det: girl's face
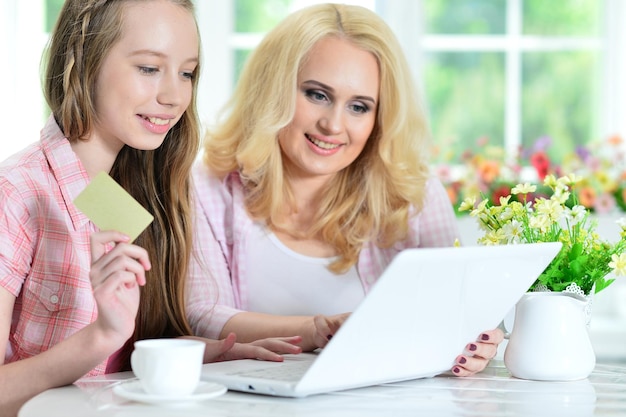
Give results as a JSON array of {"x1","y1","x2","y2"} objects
[
  {"x1": 92, "y1": 0, "x2": 199, "y2": 154},
  {"x1": 278, "y1": 36, "x2": 380, "y2": 185}
]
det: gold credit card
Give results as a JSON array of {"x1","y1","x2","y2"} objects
[{"x1": 73, "y1": 171, "x2": 154, "y2": 242}]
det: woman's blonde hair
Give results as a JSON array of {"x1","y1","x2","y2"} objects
[
  {"x1": 44, "y1": 0, "x2": 200, "y2": 369},
  {"x1": 205, "y1": 3, "x2": 431, "y2": 273}
]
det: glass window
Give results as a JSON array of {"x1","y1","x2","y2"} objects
[
  {"x1": 425, "y1": 52, "x2": 505, "y2": 159},
  {"x1": 523, "y1": 0, "x2": 600, "y2": 36},
  {"x1": 522, "y1": 51, "x2": 601, "y2": 161},
  {"x1": 424, "y1": 0, "x2": 604, "y2": 164},
  {"x1": 45, "y1": 0, "x2": 65, "y2": 32},
  {"x1": 424, "y1": 0, "x2": 506, "y2": 34}
]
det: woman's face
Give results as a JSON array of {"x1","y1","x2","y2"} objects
[
  {"x1": 91, "y1": 0, "x2": 199, "y2": 153},
  {"x1": 278, "y1": 36, "x2": 380, "y2": 184}
]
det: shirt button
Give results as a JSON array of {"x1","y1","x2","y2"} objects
[{"x1": 50, "y1": 295, "x2": 59, "y2": 304}]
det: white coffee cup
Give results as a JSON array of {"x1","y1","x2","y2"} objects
[{"x1": 130, "y1": 338, "x2": 206, "y2": 397}]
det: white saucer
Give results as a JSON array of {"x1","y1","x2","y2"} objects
[{"x1": 113, "y1": 380, "x2": 227, "y2": 405}]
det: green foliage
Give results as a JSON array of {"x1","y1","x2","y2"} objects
[{"x1": 235, "y1": 0, "x2": 291, "y2": 32}]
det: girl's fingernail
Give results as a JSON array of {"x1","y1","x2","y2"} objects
[
  {"x1": 481, "y1": 333, "x2": 490, "y2": 341},
  {"x1": 453, "y1": 367, "x2": 460, "y2": 374},
  {"x1": 327, "y1": 335, "x2": 333, "y2": 341},
  {"x1": 458, "y1": 357, "x2": 467, "y2": 364},
  {"x1": 469, "y1": 344, "x2": 477, "y2": 351}
]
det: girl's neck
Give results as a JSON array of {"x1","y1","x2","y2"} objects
[{"x1": 70, "y1": 136, "x2": 121, "y2": 179}]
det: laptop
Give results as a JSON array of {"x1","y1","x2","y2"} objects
[{"x1": 201, "y1": 242, "x2": 562, "y2": 397}]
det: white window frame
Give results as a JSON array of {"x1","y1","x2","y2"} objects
[
  {"x1": 196, "y1": 0, "x2": 626, "y2": 152},
  {"x1": 2, "y1": 1, "x2": 624, "y2": 160}
]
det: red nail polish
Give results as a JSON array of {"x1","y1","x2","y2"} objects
[
  {"x1": 469, "y1": 344, "x2": 477, "y2": 351},
  {"x1": 481, "y1": 333, "x2": 490, "y2": 341},
  {"x1": 453, "y1": 367, "x2": 460, "y2": 374}
]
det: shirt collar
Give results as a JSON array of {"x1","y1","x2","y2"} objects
[{"x1": 40, "y1": 115, "x2": 92, "y2": 230}]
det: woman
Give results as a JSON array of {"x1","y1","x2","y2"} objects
[
  {"x1": 0, "y1": 1, "x2": 299, "y2": 414},
  {"x1": 190, "y1": 3, "x2": 502, "y2": 377}
]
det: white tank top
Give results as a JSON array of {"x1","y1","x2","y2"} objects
[{"x1": 245, "y1": 222, "x2": 365, "y2": 315}]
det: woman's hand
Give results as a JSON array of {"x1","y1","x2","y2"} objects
[
  {"x1": 308, "y1": 313, "x2": 350, "y2": 349},
  {"x1": 192, "y1": 333, "x2": 303, "y2": 363},
  {"x1": 451, "y1": 328, "x2": 504, "y2": 377},
  {"x1": 89, "y1": 231, "x2": 151, "y2": 346}
]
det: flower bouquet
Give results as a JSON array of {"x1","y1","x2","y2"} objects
[{"x1": 459, "y1": 174, "x2": 626, "y2": 296}]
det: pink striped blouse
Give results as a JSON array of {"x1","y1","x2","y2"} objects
[{"x1": 0, "y1": 117, "x2": 107, "y2": 376}]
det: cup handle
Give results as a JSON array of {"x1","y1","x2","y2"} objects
[
  {"x1": 498, "y1": 305, "x2": 516, "y2": 340},
  {"x1": 498, "y1": 320, "x2": 511, "y2": 340}
]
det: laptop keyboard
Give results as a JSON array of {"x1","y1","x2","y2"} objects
[{"x1": 228, "y1": 360, "x2": 313, "y2": 382}]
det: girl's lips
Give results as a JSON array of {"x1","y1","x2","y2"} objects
[{"x1": 138, "y1": 114, "x2": 171, "y2": 134}]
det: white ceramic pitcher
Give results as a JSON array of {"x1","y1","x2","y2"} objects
[{"x1": 504, "y1": 291, "x2": 596, "y2": 381}]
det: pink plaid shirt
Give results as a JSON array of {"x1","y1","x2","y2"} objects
[
  {"x1": 187, "y1": 162, "x2": 460, "y2": 339},
  {"x1": 0, "y1": 116, "x2": 108, "y2": 376}
]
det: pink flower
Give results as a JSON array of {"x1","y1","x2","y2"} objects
[{"x1": 594, "y1": 193, "x2": 616, "y2": 214}]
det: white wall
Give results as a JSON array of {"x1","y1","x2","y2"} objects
[{"x1": 1, "y1": 0, "x2": 47, "y2": 161}]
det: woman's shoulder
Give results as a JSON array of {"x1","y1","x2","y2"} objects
[{"x1": 192, "y1": 161, "x2": 242, "y2": 193}]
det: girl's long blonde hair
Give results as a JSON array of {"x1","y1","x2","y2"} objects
[
  {"x1": 205, "y1": 3, "x2": 431, "y2": 273},
  {"x1": 44, "y1": 0, "x2": 200, "y2": 369}
]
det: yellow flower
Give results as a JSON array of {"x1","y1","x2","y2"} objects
[
  {"x1": 459, "y1": 197, "x2": 475, "y2": 212},
  {"x1": 609, "y1": 253, "x2": 626, "y2": 276},
  {"x1": 529, "y1": 213, "x2": 551, "y2": 232},
  {"x1": 470, "y1": 199, "x2": 488, "y2": 217},
  {"x1": 511, "y1": 183, "x2": 536, "y2": 195},
  {"x1": 544, "y1": 174, "x2": 558, "y2": 188}
]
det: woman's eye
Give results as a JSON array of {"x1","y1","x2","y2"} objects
[
  {"x1": 181, "y1": 71, "x2": 195, "y2": 81},
  {"x1": 138, "y1": 66, "x2": 158, "y2": 75},
  {"x1": 350, "y1": 103, "x2": 369, "y2": 114},
  {"x1": 305, "y1": 89, "x2": 328, "y2": 102}
]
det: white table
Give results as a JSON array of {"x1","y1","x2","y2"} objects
[{"x1": 19, "y1": 360, "x2": 626, "y2": 417}]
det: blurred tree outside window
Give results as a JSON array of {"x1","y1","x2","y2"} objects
[
  {"x1": 423, "y1": 0, "x2": 604, "y2": 165},
  {"x1": 38, "y1": 0, "x2": 611, "y2": 168}
]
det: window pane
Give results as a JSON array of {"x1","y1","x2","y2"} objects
[
  {"x1": 45, "y1": 0, "x2": 65, "y2": 32},
  {"x1": 235, "y1": 0, "x2": 291, "y2": 32},
  {"x1": 425, "y1": 52, "x2": 505, "y2": 162},
  {"x1": 233, "y1": 49, "x2": 252, "y2": 85},
  {"x1": 523, "y1": 0, "x2": 601, "y2": 36},
  {"x1": 521, "y1": 51, "x2": 601, "y2": 161},
  {"x1": 424, "y1": 0, "x2": 506, "y2": 35}
]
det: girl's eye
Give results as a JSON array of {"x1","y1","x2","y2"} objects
[
  {"x1": 305, "y1": 89, "x2": 328, "y2": 102},
  {"x1": 181, "y1": 71, "x2": 195, "y2": 81},
  {"x1": 138, "y1": 66, "x2": 158, "y2": 75}
]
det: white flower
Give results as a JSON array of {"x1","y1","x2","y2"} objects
[
  {"x1": 567, "y1": 205, "x2": 587, "y2": 225},
  {"x1": 609, "y1": 253, "x2": 626, "y2": 276},
  {"x1": 501, "y1": 220, "x2": 524, "y2": 243}
]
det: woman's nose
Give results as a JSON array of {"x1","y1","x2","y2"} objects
[{"x1": 318, "y1": 106, "x2": 343, "y2": 134}]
